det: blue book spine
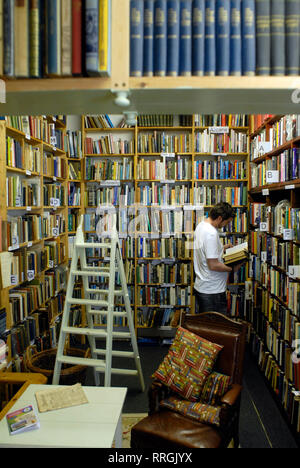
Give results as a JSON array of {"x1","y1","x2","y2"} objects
[
  {"x1": 167, "y1": 0, "x2": 180, "y2": 76},
  {"x1": 39, "y1": 0, "x2": 46, "y2": 77},
  {"x1": 85, "y1": 0, "x2": 99, "y2": 75},
  {"x1": 3, "y1": 0, "x2": 14, "y2": 77},
  {"x1": 192, "y1": 0, "x2": 205, "y2": 76},
  {"x1": 241, "y1": 0, "x2": 255, "y2": 75},
  {"x1": 271, "y1": 0, "x2": 285, "y2": 75},
  {"x1": 286, "y1": 0, "x2": 300, "y2": 75},
  {"x1": 230, "y1": 0, "x2": 242, "y2": 75},
  {"x1": 216, "y1": 0, "x2": 230, "y2": 75},
  {"x1": 154, "y1": 0, "x2": 167, "y2": 76},
  {"x1": 143, "y1": 0, "x2": 155, "y2": 76},
  {"x1": 204, "y1": 0, "x2": 216, "y2": 75},
  {"x1": 130, "y1": 0, "x2": 144, "y2": 77},
  {"x1": 179, "y1": 0, "x2": 192, "y2": 76},
  {"x1": 47, "y1": 0, "x2": 60, "y2": 75},
  {"x1": 256, "y1": 0, "x2": 271, "y2": 75}
]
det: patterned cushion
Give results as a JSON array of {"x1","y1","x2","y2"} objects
[
  {"x1": 200, "y1": 372, "x2": 231, "y2": 406},
  {"x1": 160, "y1": 396, "x2": 222, "y2": 427},
  {"x1": 152, "y1": 327, "x2": 223, "y2": 401}
]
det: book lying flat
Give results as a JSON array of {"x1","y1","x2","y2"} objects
[
  {"x1": 6, "y1": 405, "x2": 40, "y2": 435},
  {"x1": 35, "y1": 383, "x2": 89, "y2": 413},
  {"x1": 223, "y1": 242, "x2": 248, "y2": 265}
]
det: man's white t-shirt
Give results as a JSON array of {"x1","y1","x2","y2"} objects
[{"x1": 193, "y1": 220, "x2": 228, "y2": 294}]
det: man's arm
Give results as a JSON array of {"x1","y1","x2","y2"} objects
[{"x1": 207, "y1": 258, "x2": 232, "y2": 273}]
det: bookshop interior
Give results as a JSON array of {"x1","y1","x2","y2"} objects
[{"x1": 2, "y1": 0, "x2": 300, "y2": 452}]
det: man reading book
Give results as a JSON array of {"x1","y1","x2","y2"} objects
[{"x1": 193, "y1": 202, "x2": 244, "y2": 315}]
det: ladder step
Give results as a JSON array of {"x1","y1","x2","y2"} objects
[
  {"x1": 93, "y1": 349, "x2": 135, "y2": 358},
  {"x1": 86, "y1": 288, "x2": 123, "y2": 296},
  {"x1": 62, "y1": 326, "x2": 107, "y2": 337},
  {"x1": 57, "y1": 355, "x2": 106, "y2": 368},
  {"x1": 88, "y1": 309, "x2": 127, "y2": 317},
  {"x1": 67, "y1": 298, "x2": 109, "y2": 306},
  {"x1": 95, "y1": 367, "x2": 138, "y2": 376},
  {"x1": 71, "y1": 270, "x2": 110, "y2": 277},
  {"x1": 83, "y1": 267, "x2": 110, "y2": 272},
  {"x1": 76, "y1": 243, "x2": 112, "y2": 249},
  {"x1": 61, "y1": 326, "x2": 131, "y2": 339}
]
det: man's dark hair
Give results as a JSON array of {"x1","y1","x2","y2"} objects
[{"x1": 209, "y1": 202, "x2": 236, "y2": 221}]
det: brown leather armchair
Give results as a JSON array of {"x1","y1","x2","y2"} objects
[{"x1": 131, "y1": 312, "x2": 247, "y2": 449}]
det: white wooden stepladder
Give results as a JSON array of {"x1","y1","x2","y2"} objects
[{"x1": 52, "y1": 216, "x2": 145, "y2": 391}]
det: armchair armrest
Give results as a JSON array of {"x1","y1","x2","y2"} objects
[
  {"x1": 220, "y1": 384, "x2": 242, "y2": 407},
  {"x1": 148, "y1": 379, "x2": 173, "y2": 415}
]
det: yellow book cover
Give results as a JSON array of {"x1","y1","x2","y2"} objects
[
  {"x1": 99, "y1": 0, "x2": 111, "y2": 76},
  {"x1": 15, "y1": 0, "x2": 29, "y2": 77}
]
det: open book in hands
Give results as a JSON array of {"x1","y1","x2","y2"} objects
[{"x1": 223, "y1": 242, "x2": 248, "y2": 266}]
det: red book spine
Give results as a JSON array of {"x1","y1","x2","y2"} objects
[{"x1": 72, "y1": 0, "x2": 82, "y2": 75}]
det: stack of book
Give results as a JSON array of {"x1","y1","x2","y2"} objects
[
  {"x1": 2, "y1": 0, "x2": 111, "y2": 78},
  {"x1": 130, "y1": 0, "x2": 299, "y2": 77}
]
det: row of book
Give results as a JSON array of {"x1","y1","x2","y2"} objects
[
  {"x1": 43, "y1": 154, "x2": 66, "y2": 179},
  {"x1": 250, "y1": 202, "x2": 300, "y2": 241},
  {"x1": 194, "y1": 158, "x2": 247, "y2": 180},
  {"x1": 137, "y1": 307, "x2": 182, "y2": 328},
  {"x1": 194, "y1": 129, "x2": 248, "y2": 154},
  {"x1": 136, "y1": 261, "x2": 191, "y2": 284},
  {"x1": 85, "y1": 158, "x2": 134, "y2": 181},
  {"x1": 137, "y1": 132, "x2": 192, "y2": 153},
  {"x1": 137, "y1": 158, "x2": 192, "y2": 180},
  {"x1": 85, "y1": 184, "x2": 135, "y2": 207},
  {"x1": 250, "y1": 330, "x2": 300, "y2": 433},
  {"x1": 85, "y1": 136, "x2": 135, "y2": 155},
  {"x1": 2, "y1": 0, "x2": 111, "y2": 78},
  {"x1": 193, "y1": 183, "x2": 248, "y2": 206},
  {"x1": 251, "y1": 148, "x2": 300, "y2": 187},
  {"x1": 130, "y1": 0, "x2": 300, "y2": 77},
  {"x1": 84, "y1": 115, "x2": 129, "y2": 129},
  {"x1": 6, "y1": 176, "x2": 40, "y2": 208},
  {"x1": 250, "y1": 230, "x2": 300, "y2": 270},
  {"x1": 68, "y1": 184, "x2": 81, "y2": 206},
  {"x1": 136, "y1": 285, "x2": 191, "y2": 306}
]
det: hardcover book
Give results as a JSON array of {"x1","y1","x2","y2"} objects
[{"x1": 223, "y1": 242, "x2": 249, "y2": 265}]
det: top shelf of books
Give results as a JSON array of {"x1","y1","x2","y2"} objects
[{"x1": 2, "y1": 0, "x2": 300, "y2": 115}]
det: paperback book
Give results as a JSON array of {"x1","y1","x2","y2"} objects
[{"x1": 6, "y1": 405, "x2": 40, "y2": 435}]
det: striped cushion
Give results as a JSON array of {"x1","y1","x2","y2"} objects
[
  {"x1": 160, "y1": 396, "x2": 222, "y2": 427},
  {"x1": 200, "y1": 372, "x2": 231, "y2": 405},
  {"x1": 152, "y1": 327, "x2": 223, "y2": 401}
]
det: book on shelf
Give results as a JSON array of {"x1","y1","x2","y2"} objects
[
  {"x1": 86, "y1": 0, "x2": 111, "y2": 76},
  {"x1": 223, "y1": 241, "x2": 248, "y2": 265},
  {"x1": 6, "y1": 405, "x2": 40, "y2": 436}
]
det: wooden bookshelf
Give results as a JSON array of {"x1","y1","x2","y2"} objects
[
  {"x1": 81, "y1": 114, "x2": 250, "y2": 332},
  {"x1": 0, "y1": 116, "x2": 69, "y2": 372},
  {"x1": 248, "y1": 114, "x2": 300, "y2": 440}
]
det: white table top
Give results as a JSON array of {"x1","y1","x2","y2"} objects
[{"x1": 0, "y1": 384, "x2": 127, "y2": 448}]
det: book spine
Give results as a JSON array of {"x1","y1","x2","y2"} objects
[
  {"x1": 61, "y1": 0, "x2": 72, "y2": 76},
  {"x1": 47, "y1": 0, "x2": 61, "y2": 76},
  {"x1": 3, "y1": 0, "x2": 14, "y2": 76},
  {"x1": 216, "y1": 0, "x2": 230, "y2": 75},
  {"x1": 285, "y1": 0, "x2": 300, "y2": 75},
  {"x1": 72, "y1": 0, "x2": 82, "y2": 75},
  {"x1": 15, "y1": 0, "x2": 29, "y2": 77},
  {"x1": 29, "y1": 0, "x2": 40, "y2": 78},
  {"x1": 192, "y1": 0, "x2": 205, "y2": 76},
  {"x1": 230, "y1": 0, "x2": 241, "y2": 76},
  {"x1": 270, "y1": 0, "x2": 285, "y2": 76},
  {"x1": 85, "y1": 0, "x2": 99, "y2": 75},
  {"x1": 154, "y1": 0, "x2": 167, "y2": 76},
  {"x1": 130, "y1": 0, "x2": 144, "y2": 77},
  {"x1": 39, "y1": 0, "x2": 46, "y2": 77},
  {"x1": 143, "y1": 0, "x2": 154, "y2": 76},
  {"x1": 179, "y1": 0, "x2": 192, "y2": 76},
  {"x1": 204, "y1": 0, "x2": 216, "y2": 75},
  {"x1": 167, "y1": 0, "x2": 180, "y2": 76},
  {"x1": 256, "y1": 0, "x2": 271, "y2": 75},
  {"x1": 242, "y1": 0, "x2": 255, "y2": 75},
  {"x1": 99, "y1": 0, "x2": 111, "y2": 76}
]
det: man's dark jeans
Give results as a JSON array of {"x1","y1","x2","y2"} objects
[{"x1": 194, "y1": 289, "x2": 227, "y2": 315}]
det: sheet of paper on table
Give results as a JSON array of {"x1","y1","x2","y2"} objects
[{"x1": 35, "y1": 383, "x2": 89, "y2": 413}]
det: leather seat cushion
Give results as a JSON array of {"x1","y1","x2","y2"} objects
[{"x1": 131, "y1": 410, "x2": 223, "y2": 449}]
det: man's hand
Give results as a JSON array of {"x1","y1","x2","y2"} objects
[{"x1": 223, "y1": 243, "x2": 233, "y2": 251}]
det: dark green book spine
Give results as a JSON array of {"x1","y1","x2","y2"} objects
[{"x1": 256, "y1": 0, "x2": 271, "y2": 75}]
